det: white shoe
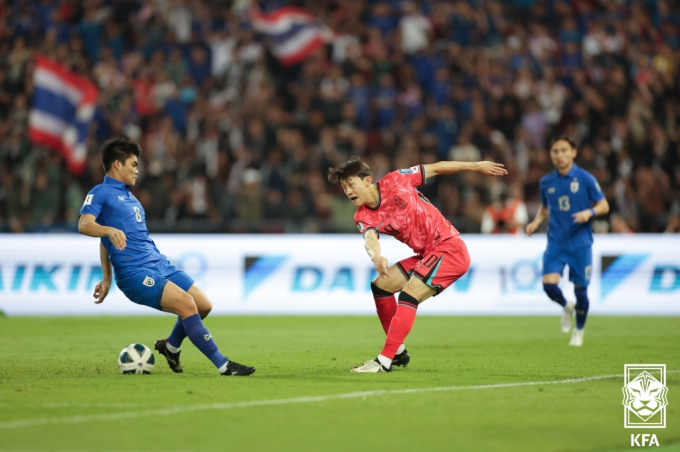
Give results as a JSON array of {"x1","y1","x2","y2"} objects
[
  {"x1": 561, "y1": 302, "x2": 575, "y2": 333},
  {"x1": 350, "y1": 358, "x2": 391, "y2": 373},
  {"x1": 569, "y1": 328, "x2": 584, "y2": 347}
]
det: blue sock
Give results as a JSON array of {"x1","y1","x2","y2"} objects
[
  {"x1": 182, "y1": 314, "x2": 228, "y2": 369},
  {"x1": 574, "y1": 287, "x2": 589, "y2": 329},
  {"x1": 543, "y1": 283, "x2": 567, "y2": 308},
  {"x1": 167, "y1": 316, "x2": 187, "y2": 349}
]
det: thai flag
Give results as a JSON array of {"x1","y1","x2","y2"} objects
[
  {"x1": 250, "y1": 6, "x2": 333, "y2": 67},
  {"x1": 29, "y1": 56, "x2": 98, "y2": 175}
]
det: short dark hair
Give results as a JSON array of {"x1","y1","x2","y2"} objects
[
  {"x1": 100, "y1": 137, "x2": 141, "y2": 172},
  {"x1": 327, "y1": 156, "x2": 372, "y2": 185},
  {"x1": 549, "y1": 136, "x2": 577, "y2": 150}
]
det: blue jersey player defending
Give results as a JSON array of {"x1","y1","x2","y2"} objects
[
  {"x1": 78, "y1": 137, "x2": 255, "y2": 376},
  {"x1": 525, "y1": 137, "x2": 609, "y2": 346}
]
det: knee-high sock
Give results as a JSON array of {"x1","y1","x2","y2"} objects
[
  {"x1": 371, "y1": 282, "x2": 397, "y2": 335},
  {"x1": 574, "y1": 287, "x2": 589, "y2": 329},
  {"x1": 381, "y1": 298, "x2": 418, "y2": 360},
  {"x1": 167, "y1": 316, "x2": 187, "y2": 349},
  {"x1": 182, "y1": 314, "x2": 227, "y2": 368},
  {"x1": 543, "y1": 283, "x2": 567, "y2": 308}
]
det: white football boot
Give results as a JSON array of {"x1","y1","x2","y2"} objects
[
  {"x1": 561, "y1": 302, "x2": 575, "y2": 333},
  {"x1": 569, "y1": 328, "x2": 584, "y2": 346},
  {"x1": 350, "y1": 358, "x2": 391, "y2": 373}
]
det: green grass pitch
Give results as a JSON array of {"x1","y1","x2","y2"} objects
[{"x1": 0, "y1": 315, "x2": 679, "y2": 452}]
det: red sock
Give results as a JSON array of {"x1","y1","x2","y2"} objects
[
  {"x1": 381, "y1": 302, "x2": 418, "y2": 359},
  {"x1": 373, "y1": 292, "x2": 397, "y2": 335}
]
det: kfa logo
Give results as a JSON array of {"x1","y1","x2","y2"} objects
[
  {"x1": 623, "y1": 364, "x2": 668, "y2": 428},
  {"x1": 630, "y1": 434, "x2": 660, "y2": 447}
]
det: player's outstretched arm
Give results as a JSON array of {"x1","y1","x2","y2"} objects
[
  {"x1": 572, "y1": 198, "x2": 610, "y2": 224},
  {"x1": 423, "y1": 161, "x2": 507, "y2": 179},
  {"x1": 526, "y1": 204, "x2": 548, "y2": 236},
  {"x1": 364, "y1": 229, "x2": 389, "y2": 278},
  {"x1": 78, "y1": 214, "x2": 127, "y2": 250},
  {"x1": 93, "y1": 242, "x2": 113, "y2": 304}
]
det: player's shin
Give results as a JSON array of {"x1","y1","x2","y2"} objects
[
  {"x1": 379, "y1": 293, "x2": 418, "y2": 367},
  {"x1": 574, "y1": 287, "x2": 589, "y2": 329},
  {"x1": 166, "y1": 315, "x2": 187, "y2": 351},
  {"x1": 371, "y1": 281, "x2": 397, "y2": 334},
  {"x1": 543, "y1": 283, "x2": 567, "y2": 307},
  {"x1": 181, "y1": 314, "x2": 228, "y2": 369}
]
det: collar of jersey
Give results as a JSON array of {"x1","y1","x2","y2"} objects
[
  {"x1": 104, "y1": 176, "x2": 130, "y2": 190},
  {"x1": 557, "y1": 163, "x2": 579, "y2": 178},
  {"x1": 367, "y1": 184, "x2": 381, "y2": 210}
]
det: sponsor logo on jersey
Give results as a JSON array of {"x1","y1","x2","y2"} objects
[
  {"x1": 357, "y1": 222, "x2": 365, "y2": 233},
  {"x1": 570, "y1": 179, "x2": 579, "y2": 193},
  {"x1": 142, "y1": 276, "x2": 155, "y2": 287},
  {"x1": 391, "y1": 195, "x2": 407, "y2": 209},
  {"x1": 83, "y1": 194, "x2": 93, "y2": 206},
  {"x1": 399, "y1": 168, "x2": 412, "y2": 174},
  {"x1": 118, "y1": 196, "x2": 125, "y2": 201},
  {"x1": 548, "y1": 187, "x2": 555, "y2": 194}
]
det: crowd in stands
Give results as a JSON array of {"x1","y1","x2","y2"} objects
[{"x1": 1, "y1": 0, "x2": 679, "y2": 234}]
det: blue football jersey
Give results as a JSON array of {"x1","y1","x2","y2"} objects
[
  {"x1": 80, "y1": 176, "x2": 165, "y2": 278},
  {"x1": 539, "y1": 163, "x2": 604, "y2": 248}
]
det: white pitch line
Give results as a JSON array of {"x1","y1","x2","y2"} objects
[{"x1": 1, "y1": 370, "x2": 677, "y2": 430}]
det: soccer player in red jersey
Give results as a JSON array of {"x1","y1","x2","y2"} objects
[{"x1": 328, "y1": 157, "x2": 507, "y2": 373}]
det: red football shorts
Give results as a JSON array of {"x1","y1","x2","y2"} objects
[{"x1": 395, "y1": 236, "x2": 471, "y2": 295}]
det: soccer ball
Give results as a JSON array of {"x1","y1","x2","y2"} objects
[{"x1": 118, "y1": 343, "x2": 155, "y2": 374}]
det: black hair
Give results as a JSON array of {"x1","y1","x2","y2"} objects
[
  {"x1": 327, "y1": 156, "x2": 372, "y2": 185},
  {"x1": 100, "y1": 137, "x2": 141, "y2": 172},
  {"x1": 549, "y1": 136, "x2": 577, "y2": 150}
]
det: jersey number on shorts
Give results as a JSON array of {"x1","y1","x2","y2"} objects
[
  {"x1": 558, "y1": 196, "x2": 570, "y2": 212},
  {"x1": 133, "y1": 206, "x2": 142, "y2": 222}
]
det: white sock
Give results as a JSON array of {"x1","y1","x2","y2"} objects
[
  {"x1": 166, "y1": 342, "x2": 180, "y2": 353},
  {"x1": 377, "y1": 354, "x2": 392, "y2": 369},
  {"x1": 218, "y1": 360, "x2": 229, "y2": 374},
  {"x1": 396, "y1": 344, "x2": 406, "y2": 355}
]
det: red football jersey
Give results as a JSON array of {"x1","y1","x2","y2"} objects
[{"x1": 354, "y1": 164, "x2": 460, "y2": 255}]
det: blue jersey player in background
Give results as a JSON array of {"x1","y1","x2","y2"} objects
[
  {"x1": 78, "y1": 137, "x2": 255, "y2": 376},
  {"x1": 526, "y1": 137, "x2": 609, "y2": 347}
]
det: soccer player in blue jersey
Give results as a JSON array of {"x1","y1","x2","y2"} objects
[
  {"x1": 78, "y1": 137, "x2": 255, "y2": 376},
  {"x1": 525, "y1": 137, "x2": 609, "y2": 346}
]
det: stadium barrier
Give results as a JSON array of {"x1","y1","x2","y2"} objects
[{"x1": 0, "y1": 234, "x2": 678, "y2": 316}]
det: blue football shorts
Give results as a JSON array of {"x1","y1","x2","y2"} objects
[
  {"x1": 542, "y1": 242, "x2": 593, "y2": 287},
  {"x1": 116, "y1": 260, "x2": 195, "y2": 311}
]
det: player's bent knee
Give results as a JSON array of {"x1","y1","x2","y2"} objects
[
  {"x1": 542, "y1": 274, "x2": 560, "y2": 284},
  {"x1": 174, "y1": 292, "x2": 198, "y2": 318},
  {"x1": 199, "y1": 301, "x2": 212, "y2": 319},
  {"x1": 398, "y1": 291, "x2": 420, "y2": 307},
  {"x1": 371, "y1": 281, "x2": 393, "y2": 296}
]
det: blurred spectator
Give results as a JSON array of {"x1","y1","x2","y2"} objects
[
  {"x1": 0, "y1": 0, "x2": 678, "y2": 234},
  {"x1": 480, "y1": 184, "x2": 528, "y2": 234}
]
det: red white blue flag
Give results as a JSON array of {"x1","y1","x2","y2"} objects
[
  {"x1": 29, "y1": 56, "x2": 98, "y2": 175},
  {"x1": 250, "y1": 6, "x2": 333, "y2": 67}
]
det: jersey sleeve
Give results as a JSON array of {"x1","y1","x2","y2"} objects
[
  {"x1": 539, "y1": 179, "x2": 548, "y2": 207},
  {"x1": 585, "y1": 173, "x2": 605, "y2": 203},
  {"x1": 387, "y1": 164, "x2": 426, "y2": 187},
  {"x1": 354, "y1": 213, "x2": 379, "y2": 238},
  {"x1": 79, "y1": 186, "x2": 106, "y2": 218}
]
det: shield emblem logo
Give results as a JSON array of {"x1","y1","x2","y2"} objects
[{"x1": 570, "y1": 180, "x2": 579, "y2": 193}]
